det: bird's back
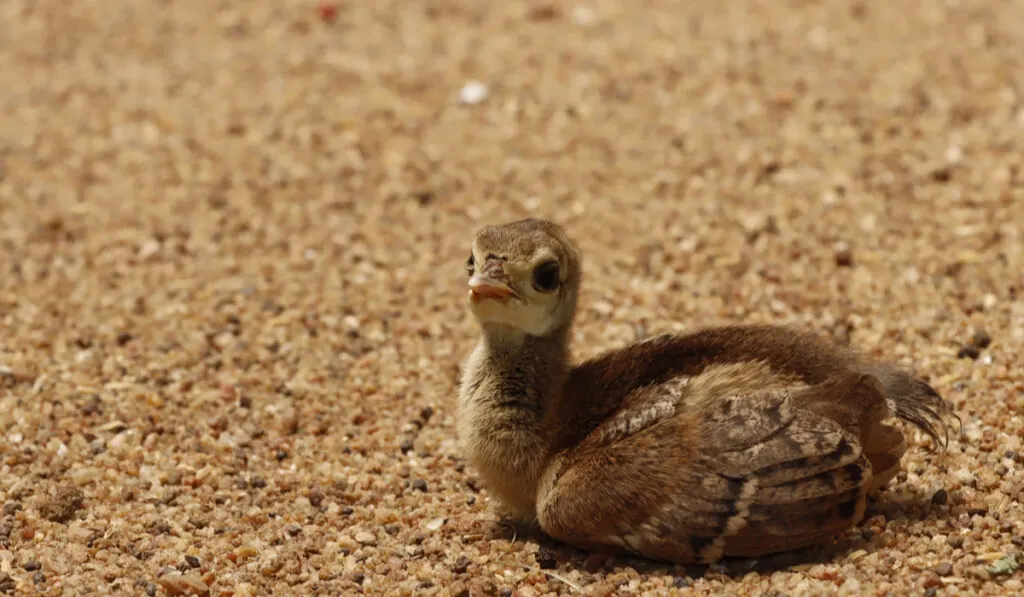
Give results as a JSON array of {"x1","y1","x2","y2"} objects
[{"x1": 536, "y1": 324, "x2": 955, "y2": 562}]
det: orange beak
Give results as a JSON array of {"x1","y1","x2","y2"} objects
[{"x1": 468, "y1": 273, "x2": 514, "y2": 302}]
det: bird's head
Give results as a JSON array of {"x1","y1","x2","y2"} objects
[{"x1": 463, "y1": 218, "x2": 581, "y2": 338}]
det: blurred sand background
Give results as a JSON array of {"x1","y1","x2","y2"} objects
[{"x1": 1, "y1": 0, "x2": 1023, "y2": 595}]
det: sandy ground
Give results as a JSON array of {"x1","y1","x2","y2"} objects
[{"x1": 1, "y1": 0, "x2": 1023, "y2": 595}]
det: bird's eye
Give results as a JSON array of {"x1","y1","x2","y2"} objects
[
  {"x1": 531, "y1": 261, "x2": 560, "y2": 292},
  {"x1": 465, "y1": 254, "x2": 475, "y2": 275}
]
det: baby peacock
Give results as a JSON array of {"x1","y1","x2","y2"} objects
[{"x1": 456, "y1": 218, "x2": 957, "y2": 564}]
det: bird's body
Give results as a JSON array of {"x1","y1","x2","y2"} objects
[{"x1": 456, "y1": 218, "x2": 956, "y2": 564}]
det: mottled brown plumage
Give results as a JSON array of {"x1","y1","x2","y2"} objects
[{"x1": 456, "y1": 218, "x2": 958, "y2": 564}]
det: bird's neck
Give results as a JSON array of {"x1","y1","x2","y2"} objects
[
  {"x1": 456, "y1": 324, "x2": 572, "y2": 520},
  {"x1": 474, "y1": 324, "x2": 572, "y2": 411}
]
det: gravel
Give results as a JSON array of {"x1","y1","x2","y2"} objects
[{"x1": 1, "y1": 0, "x2": 1023, "y2": 595}]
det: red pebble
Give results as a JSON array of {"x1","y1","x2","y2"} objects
[{"x1": 319, "y1": 3, "x2": 338, "y2": 21}]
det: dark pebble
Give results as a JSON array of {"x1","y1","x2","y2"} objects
[
  {"x1": 341, "y1": 506, "x2": 354, "y2": 516},
  {"x1": 536, "y1": 546, "x2": 558, "y2": 570},
  {"x1": 1012, "y1": 535, "x2": 1024, "y2": 547},
  {"x1": 452, "y1": 554, "x2": 471, "y2": 574},
  {"x1": 184, "y1": 555, "x2": 200, "y2": 569},
  {"x1": 2, "y1": 503, "x2": 21, "y2": 516},
  {"x1": 23, "y1": 560, "x2": 40, "y2": 571},
  {"x1": 40, "y1": 485, "x2": 85, "y2": 523},
  {"x1": 275, "y1": 450, "x2": 288, "y2": 461},
  {"x1": 947, "y1": 535, "x2": 965, "y2": 549},
  {"x1": 931, "y1": 167, "x2": 952, "y2": 183},
  {"x1": 384, "y1": 524, "x2": 400, "y2": 535},
  {"x1": 250, "y1": 476, "x2": 267, "y2": 489},
  {"x1": 466, "y1": 496, "x2": 476, "y2": 506},
  {"x1": 352, "y1": 573, "x2": 365, "y2": 584},
  {"x1": 967, "y1": 507, "x2": 987, "y2": 517},
  {"x1": 33, "y1": 572, "x2": 44, "y2": 585},
  {"x1": 146, "y1": 583, "x2": 157, "y2": 597},
  {"x1": 933, "y1": 561, "x2": 953, "y2": 576},
  {"x1": 957, "y1": 345, "x2": 980, "y2": 360},
  {"x1": 930, "y1": 489, "x2": 948, "y2": 505},
  {"x1": 308, "y1": 490, "x2": 323, "y2": 508},
  {"x1": 673, "y1": 577, "x2": 693, "y2": 588},
  {"x1": 400, "y1": 439, "x2": 414, "y2": 454},
  {"x1": 411, "y1": 479, "x2": 428, "y2": 492},
  {"x1": 924, "y1": 588, "x2": 938, "y2": 597},
  {"x1": 0, "y1": 573, "x2": 12, "y2": 594},
  {"x1": 499, "y1": 589, "x2": 513, "y2": 597},
  {"x1": 971, "y1": 330, "x2": 992, "y2": 349},
  {"x1": 834, "y1": 241, "x2": 854, "y2": 267}
]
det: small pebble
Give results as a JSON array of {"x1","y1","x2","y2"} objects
[
  {"x1": 458, "y1": 80, "x2": 488, "y2": 105},
  {"x1": 933, "y1": 561, "x2": 953, "y2": 576},
  {"x1": 536, "y1": 546, "x2": 558, "y2": 569},
  {"x1": 452, "y1": 554, "x2": 471, "y2": 574},
  {"x1": 40, "y1": 485, "x2": 85, "y2": 523},
  {"x1": 572, "y1": 5, "x2": 595, "y2": 26},
  {"x1": 355, "y1": 531, "x2": 377, "y2": 545},
  {"x1": 931, "y1": 489, "x2": 948, "y2": 505},
  {"x1": 411, "y1": 479, "x2": 428, "y2": 492},
  {"x1": 957, "y1": 345, "x2": 980, "y2": 360},
  {"x1": 833, "y1": 241, "x2": 854, "y2": 267}
]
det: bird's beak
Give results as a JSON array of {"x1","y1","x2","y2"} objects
[
  {"x1": 469, "y1": 258, "x2": 515, "y2": 302},
  {"x1": 468, "y1": 273, "x2": 514, "y2": 301}
]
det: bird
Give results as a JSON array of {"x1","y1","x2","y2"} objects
[{"x1": 455, "y1": 217, "x2": 958, "y2": 565}]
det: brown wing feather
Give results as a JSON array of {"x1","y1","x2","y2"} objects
[
  {"x1": 538, "y1": 325, "x2": 958, "y2": 564},
  {"x1": 537, "y1": 373, "x2": 881, "y2": 564}
]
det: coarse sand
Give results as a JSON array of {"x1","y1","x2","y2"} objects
[{"x1": 1, "y1": 0, "x2": 1023, "y2": 595}]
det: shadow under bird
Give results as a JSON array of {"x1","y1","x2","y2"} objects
[{"x1": 456, "y1": 218, "x2": 958, "y2": 564}]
